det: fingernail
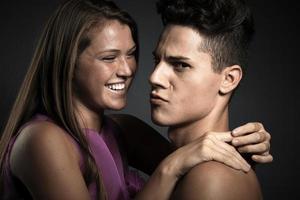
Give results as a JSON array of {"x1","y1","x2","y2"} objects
[
  {"x1": 238, "y1": 147, "x2": 244, "y2": 153},
  {"x1": 232, "y1": 139, "x2": 239, "y2": 145},
  {"x1": 246, "y1": 164, "x2": 251, "y2": 171},
  {"x1": 232, "y1": 129, "x2": 239, "y2": 136}
]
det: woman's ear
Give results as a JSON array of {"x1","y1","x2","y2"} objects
[{"x1": 219, "y1": 65, "x2": 242, "y2": 95}]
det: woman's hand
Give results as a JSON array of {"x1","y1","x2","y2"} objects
[
  {"x1": 231, "y1": 122, "x2": 273, "y2": 163},
  {"x1": 160, "y1": 131, "x2": 251, "y2": 180},
  {"x1": 159, "y1": 122, "x2": 273, "y2": 180}
]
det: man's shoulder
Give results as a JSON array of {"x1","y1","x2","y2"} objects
[
  {"x1": 189, "y1": 160, "x2": 251, "y2": 181},
  {"x1": 172, "y1": 161, "x2": 262, "y2": 200}
]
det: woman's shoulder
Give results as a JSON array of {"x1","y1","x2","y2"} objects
[
  {"x1": 8, "y1": 120, "x2": 90, "y2": 199},
  {"x1": 10, "y1": 120, "x2": 80, "y2": 179},
  {"x1": 12, "y1": 120, "x2": 74, "y2": 153},
  {"x1": 172, "y1": 161, "x2": 262, "y2": 200}
]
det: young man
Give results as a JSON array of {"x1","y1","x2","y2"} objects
[{"x1": 149, "y1": 0, "x2": 263, "y2": 199}]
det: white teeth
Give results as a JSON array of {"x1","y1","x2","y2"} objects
[{"x1": 106, "y1": 83, "x2": 125, "y2": 91}]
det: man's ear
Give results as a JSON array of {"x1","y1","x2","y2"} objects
[{"x1": 219, "y1": 65, "x2": 242, "y2": 95}]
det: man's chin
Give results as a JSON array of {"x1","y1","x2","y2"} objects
[{"x1": 151, "y1": 115, "x2": 170, "y2": 127}]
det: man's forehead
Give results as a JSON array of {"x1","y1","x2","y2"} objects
[{"x1": 155, "y1": 25, "x2": 205, "y2": 56}]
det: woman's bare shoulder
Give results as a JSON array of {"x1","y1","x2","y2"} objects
[
  {"x1": 172, "y1": 161, "x2": 262, "y2": 200},
  {"x1": 11, "y1": 120, "x2": 74, "y2": 154},
  {"x1": 10, "y1": 120, "x2": 79, "y2": 178},
  {"x1": 9, "y1": 120, "x2": 90, "y2": 199}
]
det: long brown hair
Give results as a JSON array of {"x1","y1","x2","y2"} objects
[{"x1": 0, "y1": 0, "x2": 138, "y2": 199}]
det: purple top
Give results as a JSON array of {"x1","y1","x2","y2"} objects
[{"x1": 2, "y1": 114, "x2": 145, "y2": 200}]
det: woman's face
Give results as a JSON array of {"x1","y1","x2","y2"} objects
[
  {"x1": 74, "y1": 20, "x2": 137, "y2": 112},
  {"x1": 150, "y1": 25, "x2": 222, "y2": 127}
]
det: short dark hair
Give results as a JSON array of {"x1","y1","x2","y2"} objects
[{"x1": 156, "y1": 0, "x2": 254, "y2": 72}]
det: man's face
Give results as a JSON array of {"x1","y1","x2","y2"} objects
[{"x1": 149, "y1": 25, "x2": 223, "y2": 127}]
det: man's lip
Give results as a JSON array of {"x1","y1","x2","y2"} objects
[{"x1": 150, "y1": 93, "x2": 168, "y2": 102}]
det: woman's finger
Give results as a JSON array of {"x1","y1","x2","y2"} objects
[
  {"x1": 251, "y1": 154, "x2": 273, "y2": 163},
  {"x1": 237, "y1": 142, "x2": 270, "y2": 154},
  {"x1": 232, "y1": 131, "x2": 266, "y2": 146},
  {"x1": 212, "y1": 131, "x2": 233, "y2": 142},
  {"x1": 209, "y1": 148, "x2": 246, "y2": 171},
  {"x1": 232, "y1": 122, "x2": 264, "y2": 136},
  {"x1": 212, "y1": 139, "x2": 250, "y2": 172},
  {"x1": 179, "y1": 132, "x2": 251, "y2": 174},
  {"x1": 199, "y1": 132, "x2": 250, "y2": 171}
]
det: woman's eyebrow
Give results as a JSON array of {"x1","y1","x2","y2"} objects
[{"x1": 128, "y1": 45, "x2": 137, "y2": 52}]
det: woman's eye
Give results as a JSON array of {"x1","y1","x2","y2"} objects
[
  {"x1": 101, "y1": 56, "x2": 116, "y2": 62},
  {"x1": 126, "y1": 51, "x2": 136, "y2": 59}
]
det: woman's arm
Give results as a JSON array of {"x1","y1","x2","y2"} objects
[
  {"x1": 134, "y1": 132, "x2": 252, "y2": 200},
  {"x1": 110, "y1": 114, "x2": 267, "y2": 199},
  {"x1": 109, "y1": 114, "x2": 271, "y2": 199},
  {"x1": 10, "y1": 121, "x2": 90, "y2": 200},
  {"x1": 109, "y1": 114, "x2": 272, "y2": 173}
]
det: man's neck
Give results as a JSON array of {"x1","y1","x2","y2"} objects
[{"x1": 168, "y1": 106, "x2": 229, "y2": 148}]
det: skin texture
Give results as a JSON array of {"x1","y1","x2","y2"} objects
[{"x1": 149, "y1": 25, "x2": 262, "y2": 199}]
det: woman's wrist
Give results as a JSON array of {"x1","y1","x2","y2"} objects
[
  {"x1": 157, "y1": 152, "x2": 185, "y2": 180},
  {"x1": 134, "y1": 157, "x2": 180, "y2": 200}
]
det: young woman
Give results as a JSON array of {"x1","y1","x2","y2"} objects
[{"x1": 0, "y1": 0, "x2": 271, "y2": 199}]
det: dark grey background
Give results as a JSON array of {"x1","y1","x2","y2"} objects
[{"x1": 0, "y1": 0, "x2": 299, "y2": 199}]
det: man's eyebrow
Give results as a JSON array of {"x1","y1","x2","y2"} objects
[
  {"x1": 152, "y1": 51, "x2": 190, "y2": 60},
  {"x1": 166, "y1": 55, "x2": 190, "y2": 61}
]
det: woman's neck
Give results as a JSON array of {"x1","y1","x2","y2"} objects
[
  {"x1": 73, "y1": 99, "x2": 104, "y2": 132},
  {"x1": 168, "y1": 105, "x2": 229, "y2": 148}
]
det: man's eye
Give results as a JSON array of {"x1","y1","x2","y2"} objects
[{"x1": 172, "y1": 62, "x2": 190, "y2": 70}]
